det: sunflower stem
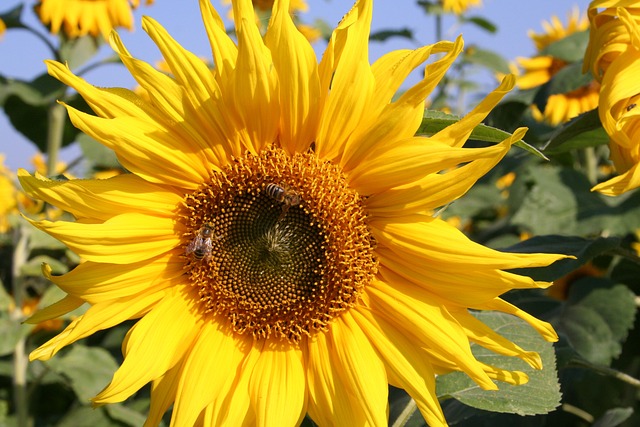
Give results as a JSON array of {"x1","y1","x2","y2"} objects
[
  {"x1": 584, "y1": 146, "x2": 598, "y2": 185},
  {"x1": 11, "y1": 224, "x2": 31, "y2": 427},
  {"x1": 46, "y1": 102, "x2": 66, "y2": 176}
]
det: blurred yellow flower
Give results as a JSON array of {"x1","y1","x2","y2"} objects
[
  {"x1": 441, "y1": 0, "x2": 482, "y2": 14},
  {"x1": 222, "y1": 0, "x2": 320, "y2": 41},
  {"x1": 591, "y1": 8, "x2": 640, "y2": 195},
  {"x1": 35, "y1": 0, "x2": 154, "y2": 39},
  {"x1": 516, "y1": 8, "x2": 599, "y2": 126},
  {"x1": 21, "y1": 0, "x2": 567, "y2": 425},
  {"x1": 584, "y1": 0, "x2": 640, "y2": 81},
  {"x1": 0, "y1": 155, "x2": 17, "y2": 233},
  {"x1": 0, "y1": 18, "x2": 6, "y2": 39}
]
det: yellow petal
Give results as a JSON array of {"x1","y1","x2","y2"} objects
[
  {"x1": 316, "y1": 0, "x2": 375, "y2": 162},
  {"x1": 370, "y1": 214, "x2": 567, "y2": 270},
  {"x1": 141, "y1": 16, "x2": 244, "y2": 160},
  {"x1": 366, "y1": 128, "x2": 527, "y2": 215},
  {"x1": 327, "y1": 313, "x2": 388, "y2": 426},
  {"x1": 30, "y1": 288, "x2": 165, "y2": 361},
  {"x1": 64, "y1": 106, "x2": 210, "y2": 189},
  {"x1": 24, "y1": 294, "x2": 84, "y2": 324},
  {"x1": 264, "y1": 0, "x2": 321, "y2": 154},
  {"x1": 93, "y1": 287, "x2": 202, "y2": 404},
  {"x1": 170, "y1": 322, "x2": 246, "y2": 426},
  {"x1": 450, "y1": 308, "x2": 543, "y2": 369},
  {"x1": 367, "y1": 279, "x2": 497, "y2": 390},
  {"x1": 348, "y1": 135, "x2": 512, "y2": 195},
  {"x1": 341, "y1": 38, "x2": 463, "y2": 169},
  {"x1": 109, "y1": 31, "x2": 231, "y2": 169},
  {"x1": 41, "y1": 253, "x2": 182, "y2": 305},
  {"x1": 200, "y1": 0, "x2": 238, "y2": 80},
  {"x1": 18, "y1": 171, "x2": 182, "y2": 221},
  {"x1": 306, "y1": 326, "x2": 370, "y2": 426},
  {"x1": 248, "y1": 340, "x2": 307, "y2": 427},
  {"x1": 145, "y1": 361, "x2": 183, "y2": 427},
  {"x1": 480, "y1": 298, "x2": 559, "y2": 342},
  {"x1": 351, "y1": 308, "x2": 447, "y2": 427},
  {"x1": 377, "y1": 247, "x2": 552, "y2": 305},
  {"x1": 26, "y1": 213, "x2": 181, "y2": 264},
  {"x1": 592, "y1": 162, "x2": 640, "y2": 195},
  {"x1": 433, "y1": 74, "x2": 516, "y2": 147},
  {"x1": 45, "y1": 60, "x2": 153, "y2": 120}
]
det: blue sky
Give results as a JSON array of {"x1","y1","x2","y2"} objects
[{"x1": 1, "y1": 0, "x2": 585, "y2": 170}]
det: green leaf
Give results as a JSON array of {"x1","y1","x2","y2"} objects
[
  {"x1": 105, "y1": 404, "x2": 148, "y2": 427},
  {"x1": 463, "y1": 16, "x2": 498, "y2": 34},
  {"x1": 511, "y1": 164, "x2": 640, "y2": 236},
  {"x1": 540, "y1": 30, "x2": 590, "y2": 62},
  {"x1": 0, "y1": 4, "x2": 25, "y2": 29},
  {"x1": 0, "y1": 73, "x2": 65, "y2": 106},
  {"x1": 419, "y1": 110, "x2": 548, "y2": 160},
  {"x1": 592, "y1": 407, "x2": 634, "y2": 427},
  {"x1": 544, "y1": 110, "x2": 608, "y2": 154},
  {"x1": 464, "y1": 46, "x2": 510, "y2": 74},
  {"x1": 59, "y1": 36, "x2": 101, "y2": 70},
  {"x1": 77, "y1": 133, "x2": 121, "y2": 170},
  {"x1": 48, "y1": 345, "x2": 119, "y2": 402},
  {"x1": 558, "y1": 278, "x2": 636, "y2": 366},
  {"x1": 369, "y1": 28, "x2": 414, "y2": 42},
  {"x1": 504, "y1": 235, "x2": 622, "y2": 282},
  {"x1": 547, "y1": 62, "x2": 594, "y2": 96},
  {"x1": 57, "y1": 406, "x2": 120, "y2": 427},
  {"x1": 21, "y1": 255, "x2": 68, "y2": 277},
  {"x1": 0, "y1": 316, "x2": 33, "y2": 357},
  {"x1": 436, "y1": 311, "x2": 560, "y2": 416}
]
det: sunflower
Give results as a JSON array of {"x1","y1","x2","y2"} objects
[
  {"x1": 584, "y1": 5, "x2": 640, "y2": 195},
  {"x1": 584, "y1": 0, "x2": 640, "y2": 81},
  {"x1": 440, "y1": 0, "x2": 482, "y2": 15},
  {"x1": 516, "y1": 8, "x2": 599, "y2": 126},
  {"x1": 35, "y1": 0, "x2": 154, "y2": 39},
  {"x1": 21, "y1": 0, "x2": 567, "y2": 425}
]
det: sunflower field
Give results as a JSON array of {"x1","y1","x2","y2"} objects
[{"x1": 0, "y1": 0, "x2": 639, "y2": 426}]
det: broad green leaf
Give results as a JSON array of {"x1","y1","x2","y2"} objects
[
  {"x1": 540, "y1": 30, "x2": 590, "y2": 62},
  {"x1": 0, "y1": 73, "x2": 65, "y2": 106},
  {"x1": 464, "y1": 46, "x2": 510, "y2": 74},
  {"x1": 504, "y1": 235, "x2": 622, "y2": 282},
  {"x1": 543, "y1": 108, "x2": 604, "y2": 153},
  {"x1": 48, "y1": 345, "x2": 119, "y2": 402},
  {"x1": 0, "y1": 4, "x2": 24, "y2": 29},
  {"x1": 21, "y1": 255, "x2": 68, "y2": 277},
  {"x1": 105, "y1": 404, "x2": 148, "y2": 427},
  {"x1": 558, "y1": 278, "x2": 636, "y2": 366},
  {"x1": 0, "y1": 316, "x2": 33, "y2": 356},
  {"x1": 57, "y1": 406, "x2": 120, "y2": 427},
  {"x1": 419, "y1": 110, "x2": 548, "y2": 160},
  {"x1": 547, "y1": 62, "x2": 594, "y2": 95},
  {"x1": 436, "y1": 311, "x2": 560, "y2": 416},
  {"x1": 592, "y1": 407, "x2": 634, "y2": 427},
  {"x1": 511, "y1": 165, "x2": 640, "y2": 236},
  {"x1": 77, "y1": 133, "x2": 121, "y2": 170},
  {"x1": 59, "y1": 36, "x2": 101, "y2": 71},
  {"x1": 369, "y1": 28, "x2": 413, "y2": 42}
]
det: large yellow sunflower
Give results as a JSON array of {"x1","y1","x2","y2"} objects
[
  {"x1": 589, "y1": 7, "x2": 640, "y2": 195},
  {"x1": 21, "y1": 0, "x2": 567, "y2": 425},
  {"x1": 584, "y1": 0, "x2": 640, "y2": 81},
  {"x1": 516, "y1": 8, "x2": 599, "y2": 126},
  {"x1": 36, "y1": 0, "x2": 154, "y2": 39}
]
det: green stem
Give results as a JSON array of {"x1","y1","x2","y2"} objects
[
  {"x1": 584, "y1": 146, "x2": 598, "y2": 185},
  {"x1": 11, "y1": 226, "x2": 31, "y2": 427},
  {"x1": 46, "y1": 103, "x2": 66, "y2": 176},
  {"x1": 20, "y1": 26, "x2": 60, "y2": 62}
]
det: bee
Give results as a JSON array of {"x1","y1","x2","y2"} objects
[
  {"x1": 186, "y1": 223, "x2": 216, "y2": 262},
  {"x1": 265, "y1": 183, "x2": 301, "y2": 218},
  {"x1": 627, "y1": 103, "x2": 637, "y2": 112}
]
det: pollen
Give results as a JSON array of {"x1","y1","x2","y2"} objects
[{"x1": 180, "y1": 146, "x2": 377, "y2": 342}]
